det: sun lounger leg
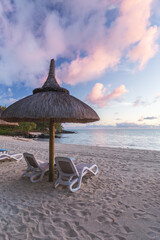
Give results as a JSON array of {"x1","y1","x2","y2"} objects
[
  {"x1": 69, "y1": 177, "x2": 82, "y2": 192},
  {"x1": 30, "y1": 172, "x2": 43, "y2": 183},
  {"x1": 89, "y1": 164, "x2": 98, "y2": 175},
  {"x1": 53, "y1": 179, "x2": 60, "y2": 188}
]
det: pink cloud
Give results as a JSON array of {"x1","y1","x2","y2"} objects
[
  {"x1": 57, "y1": 47, "x2": 120, "y2": 85},
  {"x1": 57, "y1": 0, "x2": 159, "y2": 85},
  {"x1": 85, "y1": 83, "x2": 128, "y2": 107},
  {"x1": 0, "y1": 0, "x2": 159, "y2": 87},
  {"x1": 128, "y1": 26, "x2": 159, "y2": 69}
]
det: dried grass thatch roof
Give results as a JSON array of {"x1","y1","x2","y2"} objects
[
  {"x1": 0, "y1": 108, "x2": 18, "y2": 126},
  {"x1": 2, "y1": 59, "x2": 100, "y2": 123}
]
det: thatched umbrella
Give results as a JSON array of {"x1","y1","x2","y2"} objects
[
  {"x1": 2, "y1": 59, "x2": 100, "y2": 181},
  {"x1": 0, "y1": 108, "x2": 18, "y2": 126}
]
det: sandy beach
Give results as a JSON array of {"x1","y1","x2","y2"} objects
[{"x1": 0, "y1": 136, "x2": 160, "y2": 240}]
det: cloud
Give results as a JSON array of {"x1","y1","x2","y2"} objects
[
  {"x1": 0, "y1": 0, "x2": 159, "y2": 87},
  {"x1": 140, "y1": 94, "x2": 160, "y2": 105},
  {"x1": 85, "y1": 83, "x2": 128, "y2": 107},
  {"x1": 64, "y1": 122, "x2": 160, "y2": 129},
  {"x1": 0, "y1": 88, "x2": 18, "y2": 105},
  {"x1": 57, "y1": 0, "x2": 160, "y2": 85},
  {"x1": 8, "y1": 88, "x2": 12, "y2": 93},
  {"x1": 133, "y1": 97, "x2": 148, "y2": 107},
  {"x1": 1, "y1": 97, "x2": 19, "y2": 105},
  {"x1": 128, "y1": 26, "x2": 159, "y2": 69},
  {"x1": 144, "y1": 116, "x2": 157, "y2": 120},
  {"x1": 138, "y1": 116, "x2": 157, "y2": 121},
  {"x1": 116, "y1": 122, "x2": 159, "y2": 129},
  {"x1": 7, "y1": 88, "x2": 13, "y2": 96},
  {"x1": 154, "y1": 93, "x2": 160, "y2": 102},
  {"x1": 56, "y1": 47, "x2": 120, "y2": 85},
  {"x1": 116, "y1": 122, "x2": 140, "y2": 128}
]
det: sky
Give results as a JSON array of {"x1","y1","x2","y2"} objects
[{"x1": 0, "y1": 0, "x2": 160, "y2": 129}]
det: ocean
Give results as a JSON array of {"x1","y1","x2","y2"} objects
[{"x1": 53, "y1": 129, "x2": 160, "y2": 151}]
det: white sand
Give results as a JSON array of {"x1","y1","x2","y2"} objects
[{"x1": 0, "y1": 135, "x2": 160, "y2": 240}]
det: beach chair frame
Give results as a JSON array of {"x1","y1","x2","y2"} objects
[
  {"x1": 22, "y1": 152, "x2": 49, "y2": 183},
  {"x1": 54, "y1": 157, "x2": 98, "y2": 192},
  {"x1": 0, "y1": 153, "x2": 23, "y2": 162}
]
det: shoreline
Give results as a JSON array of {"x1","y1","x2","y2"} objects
[
  {"x1": 0, "y1": 135, "x2": 160, "y2": 239},
  {"x1": 2, "y1": 134, "x2": 160, "y2": 152},
  {"x1": 2, "y1": 127, "x2": 160, "y2": 151}
]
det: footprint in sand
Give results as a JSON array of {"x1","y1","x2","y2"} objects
[
  {"x1": 64, "y1": 222, "x2": 78, "y2": 238},
  {"x1": 113, "y1": 209, "x2": 124, "y2": 217},
  {"x1": 97, "y1": 216, "x2": 106, "y2": 223},
  {"x1": 147, "y1": 231, "x2": 160, "y2": 239},
  {"x1": 123, "y1": 225, "x2": 133, "y2": 234},
  {"x1": 133, "y1": 212, "x2": 144, "y2": 218},
  {"x1": 114, "y1": 234, "x2": 127, "y2": 240},
  {"x1": 143, "y1": 203, "x2": 149, "y2": 209},
  {"x1": 149, "y1": 227, "x2": 160, "y2": 233}
]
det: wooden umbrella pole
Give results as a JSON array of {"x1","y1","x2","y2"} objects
[{"x1": 49, "y1": 120, "x2": 55, "y2": 182}]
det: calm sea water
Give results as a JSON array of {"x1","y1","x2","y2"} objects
[{"x1": 53, "y1": 129, "x2": 160, "y2": 151}]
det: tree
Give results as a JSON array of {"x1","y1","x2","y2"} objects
[
  {"x1": 0, "y1": 105, "x2": 63, "y2": 133},
  {"x1": 19, "y1": 122, "x2": 37, "y2": 132},
  {"x1": 0, "y1": 106, "x2": 6, "y2": 111},
  {"x1": 55, "y1": 123, "x2": 63, "y2": 131},
  {"x1": 36, "y1": 122, "x2": 63, "y2": 132}
]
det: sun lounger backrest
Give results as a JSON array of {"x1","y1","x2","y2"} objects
[
  {"x1": 55, "y1": 157, "x2": 79, "y2": 176},
  {"x1": 23, "y1": 152, "x2": 39, "y2": 168},
  {"x1": 58, "y1": 161, "x2": 74, "y2": 174}
]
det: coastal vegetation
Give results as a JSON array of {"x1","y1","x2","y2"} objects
[
  {"x1": 0, "y1": 106, "x2": 63, "y2": 136},
  {"x1": 0, "y1": 122, "x2": 63, "y2": 136}
]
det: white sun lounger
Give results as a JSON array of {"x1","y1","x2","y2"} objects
[
  {"x1": 0, "y1": 153, "x2": 23, "y2": 162},
  {"x1": 22, "y1": 152, "x2": 49, "y2": 183},
  {"x1": 54, "y1": 157, "x2": 98, "y2": 192}
]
